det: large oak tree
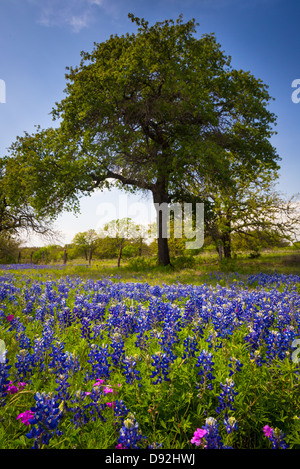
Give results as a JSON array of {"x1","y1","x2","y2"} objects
[{"x1": 4, "y1": 14, "x2": 279, "y2": 265}]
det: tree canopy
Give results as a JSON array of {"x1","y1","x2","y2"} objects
[
  {"x1": 0, "y1": 158, "x2": 56, "y2": 239},
  {"x1": 3, "y1": 13, "x2": 279, "y2": 265}
]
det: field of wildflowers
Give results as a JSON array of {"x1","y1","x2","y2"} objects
[{"x1": 1, "y1": 265, "x2": 300, "y2": 449}]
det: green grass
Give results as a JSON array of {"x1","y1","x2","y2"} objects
[{"x1": 30, "y1": 248, "x2": 300, "y2": 286}]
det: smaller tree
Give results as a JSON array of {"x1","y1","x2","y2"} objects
[
  {"x1": 184, "y1": 156, "x2": 300, "y2": 259},
  {"x1": 72, "y1": 229, "x2": 99, "y2": 265},
  {"x1": 100, "y1": 218, "x2": 141, "y2": 267}
]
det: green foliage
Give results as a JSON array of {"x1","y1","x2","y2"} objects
[
  {"x1": 171, "y1": 255, "x2": 196, "y2": 269},
  {"x1": 127, "y1": 256, "x2": 155, "y2": 271},
  {"x1": 233, "y1": 229, "x2": 290, "y2": 256},
  {"x1": 0, "y1": 232, "x2": 20, "y2": 263},
  {"x1": 122, "y1": 244, "x2": 138, "y2": 258}
]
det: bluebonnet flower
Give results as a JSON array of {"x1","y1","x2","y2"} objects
[
  {"x1": 57, "y1": 280, "x2": 70, "y2": 299},
  {"x1": 113, "y1": 399, "x2": 131, "y2": 424},
  {"x1": 42, "y1": 320, "x2": 55, "y2": 350},
  {"x1": 244, "y1": 324, "x2": 263, "y2": 353},
  {"x1": 182, "y1": 335, "x2": 199, "y2": 360},
  {"x1": 16, "y1": 331, "x2": 31, "y2": 350},
  {"x1": 224, "y1": 416, "x2": 238, "y2": 434},
  {"x1": 150, "y1": 350, "x2": 176, "y2": 385},
  {"x1": 0, "y1": 357, "x2": 11, "y2": 407},
  {"x1": 202, "y1": 417, "x2": 223, "y2": 449},
  {"x1": 15, "y1": 349, "x2": 34, "y2": 380},
  {"x1": 55, "y1": 373, "x2": 71, "y2": 406},
  {"x1": 109, "y1": 333, "x2": 125, "y2": 368},
  {"x1": 69, "y1": 387, "x2": 106, "y2": 429},
  {"x1": 195, "y1": 349, "x2": 215, "y2": 391},
  {"x1": 150, "y1": 285, "x2": 161, "y2": 297},
  {"x1": 250, "y1": 349, "x2": 265, "y2": 367},
  {"x1": 122, "y1": 355, "x2": 142, "y2": 386},
  {"x1": 147, "y1": 442, "x2": 163, "y2": 448},
  {"x1": 34, "y1": 305, "x2": 48, "y2": 323},
  {"x1": 26, "y1": 391, "x2": 63, "y2": 449},
  {"x1": 263, "y1": 425, "x2": 289, "y2": 449},
  {"x1": 191, "y1": 317, "x2": 205, "y2": 340},
  {"x1": 22, "y1": 299, "x2": 35, "y2": 316},
  {"x1": 81, "y1": 316, "x2": 93, "y2": 341},
  {"x1": 87, "y1": 343, "x2": 111, "y2": 380},
  {"x1": 58, "y1": 306, "x2": 73, "y2": 329},
  {"x1": 69, "y1": 390, "x2": 91, "y2": 429},
  {"x1": 265, "y1": 328, "x2": 295, "y2": 363},
  {"x1": 48, "y1": 341, "x2": 66, "y2": 373},
  {"x1": 32, "y1": 336, "x2": 46, "y2": 372},
  {"x1": 117, "y1": 413, "x2": 146, "y2": 449},
  {"x1": 92, "y1": 322, "x2": 105, "y2": 341},
  {"x1": 182, "y1": 296, "x2": 204, "y2": 325},
  {"x1": 0, "y1": 303, "x2": 7, "y2": 321},
  {"x1": 215, "y1": 378, "x2": 238, "y2": 414},
  {"x1": 7, "y1": 316, "x2": 23, "y2": 333},
  {"x1": 48, "y1": 341, "x2": 79, "y2": 375},
  {"x1": 134, "y1": 309, "x2": 152, "y2": 351},
  {"x1": 87, "y1": 386, "x2": 107, "y2": 424},
  {"x1": 228, "y1": 357, "x2": 243, "y2": 377},
  {"x1": 206, "y1": 329, "x2": 223, "y2": 352}
]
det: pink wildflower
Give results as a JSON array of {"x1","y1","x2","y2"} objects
[
  {"x1": 103, "y1": 386, "x2": 113, "y2": 394},
  {"x1": 106, "y1": 401, "x2": 116, "y2": 408},
  {"x1": 93, "y1": 379, "x2": 104, "y2": 387},
  {"x1": 263, "y1": 425, "x2": 273, "y2": 438},
  {"x1": 7, "y1": 381, "x2": 26, "y2": 395},
  {"x1": 191, "y1": 428, "x2": 207, "y2": 446},
  {"x1": 17, "y1": 410, "x2": 35, "y2": 426},
  {"x1": 6, "y1": 315, "x2": 14, "y2": 322},
  {"x1": 7, "y1": 382, "x2": 18, "y2": 394}
]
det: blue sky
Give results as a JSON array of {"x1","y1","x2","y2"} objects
[{"x1": 0, "y1": 0, "x2": 299, "y2": 246}]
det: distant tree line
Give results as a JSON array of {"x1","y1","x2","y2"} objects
[{"x1": 0, "y1": 219, "x2": 296, "y2": 267}]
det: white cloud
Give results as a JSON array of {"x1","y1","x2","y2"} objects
[
  {"x1": 88, "y1": 0, "x2": 104, "y2": 5},
  {"x1": 28, "y1": 0, "x2": 106, "y2": 32},
  {"x1": 69, "y1": 12, "x2": 91, "y2": 33}
]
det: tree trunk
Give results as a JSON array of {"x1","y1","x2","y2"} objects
[
  {"x1": 117, "y1": 243, "x2": 123, "y2": 268},
  {"x1": 217, "y1": 243, "x2": 223, "y2": 261},
  {"x1": 88, "y1": 248, "x2": 92, "y2": 266},
  {"x1": 221, "y1": 221, "x2": 232, "y2": 259},
  {"x1": 153, "y1": 188, "x2": 171, "y2": 266}
]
